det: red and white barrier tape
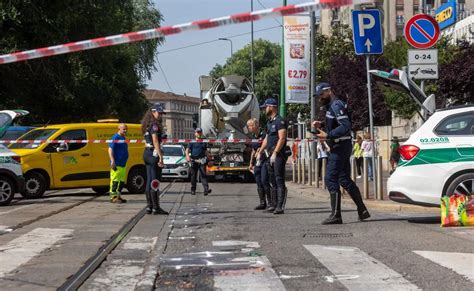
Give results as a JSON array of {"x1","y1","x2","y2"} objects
[
  {"x1": 0, "y1": 0, "x2": 369, "y2": 65},
  {"x1": 0, "y1": 138, "x2": 262, "y2": 144}
]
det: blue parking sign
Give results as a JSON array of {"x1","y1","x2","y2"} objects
[{"x1": 352, "y1": 10, "x2": 383, "y2": 55}]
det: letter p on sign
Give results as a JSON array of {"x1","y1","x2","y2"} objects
[{"x1": 358, "y1": 14, "x2": 375, "y2": 37}]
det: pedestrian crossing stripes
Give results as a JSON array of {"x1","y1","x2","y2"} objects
[
  {"x1": 0, "y1": 228, "x2": 73, "y2": 277},
  {"x1": 414, "y1": 251, "x2": 474, "y2": 283},
  {"x1": 304, "y1": 244, "x2": 420, "y2": 290}
]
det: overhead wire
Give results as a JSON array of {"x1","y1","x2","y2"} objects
[{"x1": 156, "y1": 56, "x2": 174, "y2": 92}]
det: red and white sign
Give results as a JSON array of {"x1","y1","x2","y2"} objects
[{"x1": 404, "y1": 14, "x2": 440, "y2": 49}]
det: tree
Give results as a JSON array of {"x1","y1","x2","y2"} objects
[
  {"x1": 438, "y1": 42, "x2": 474, "y2": 106},
  {"x1": 0, "y1": 0, "x2": 162, "y2": 123}
]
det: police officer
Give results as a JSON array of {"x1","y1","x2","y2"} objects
[
  {"x1": 247, "y1": 118, "x2": 270, "y2": 210},
  {"x1": 141, "y1": 103, "x2": 169, "y2": 215},
  {"x1": 312, "y1": 82, "x2": 370, "y2": 224},
  {"x1": 259, "y1": 98, "x2": 288, "y2": 215},
  {"x1": 186, "y1": 128, "x2": 211, "y2": 196}
]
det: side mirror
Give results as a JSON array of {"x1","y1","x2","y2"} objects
[{"x1": 56, "y1": 143, "x2": 69, "y2": 152}]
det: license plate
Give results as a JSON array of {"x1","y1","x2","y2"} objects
[
  {"x1": 230, "y1": 163, "x2": 235, "y2": 167},
  {"x1": 163, "y1": 169, "x2": 170, "y2": 173}
]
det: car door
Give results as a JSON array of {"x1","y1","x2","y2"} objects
[
  {"x1": 434, "y1": 110, "x2": 474, "y2": 159},
  {"x1": 47, "y1": 129, "x2": 93, "y2": 188}
]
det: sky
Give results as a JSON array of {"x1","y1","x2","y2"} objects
[{"x1": 147, "y1": 0, "x2": 312, "y2": 97}]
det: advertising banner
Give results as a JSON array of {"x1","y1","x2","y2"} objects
[{"x1": 284, "y1": 16, "x2": 311, "y2": 104}]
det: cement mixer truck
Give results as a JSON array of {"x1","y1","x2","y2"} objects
[{"x1": 198, "y1": 75, "x2": 260, "y2": 181}]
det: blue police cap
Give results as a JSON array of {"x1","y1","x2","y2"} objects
[
  {"x1": 314, "y1": 82, "x2": 331, "y2": 97},
  {"x1": 259, "y1": 98, "x2": 278, "y2": 108},
  {"x1": 195, "y1": 127, "x2": 203, "y2": 132},
  {"x1": 150, "y1": 103, "x2": 166, "y2": 114}
]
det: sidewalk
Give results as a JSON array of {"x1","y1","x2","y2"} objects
[{"x1": 287, "y1": 180, "x2": 439, "y2": 214}]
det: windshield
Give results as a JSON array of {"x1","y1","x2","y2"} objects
[
  {"x1": 163, "y1": 146, "x2": 184, "y2": 156},
  {"x1": 0, "y1": 113, "x2": 13, "y2": 130},
  {"x1": 9, "y1": 128, "x2": 58, "y2": 149}
]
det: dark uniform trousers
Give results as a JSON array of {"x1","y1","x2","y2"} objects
[
  {"x1": 325, "y1": 140, "x2": 366, "y2": 214},
  {"x1": 143, "y1": 148, "x2": 162, "y2": 211},
  {"x1": 266, "y1": 153, "x2": 287, "y2": 211},
  {"x1": 190, "y1": 161, "x2": 209, "y2": 193}
]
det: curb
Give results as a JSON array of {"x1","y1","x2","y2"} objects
[{"x1": 288, "y1": 183, "x2": 439, "y2": 214}]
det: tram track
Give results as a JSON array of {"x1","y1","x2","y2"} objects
[{"x1": 58, "y1": 180, "x2": 176, "y2": 291}]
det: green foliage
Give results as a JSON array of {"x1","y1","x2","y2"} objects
[
  {"x1": 210, "y1": 39, "x2": 281, "y2": 105},
  {"x1": 0, "y1": 0, "x2": 162, "y2": 123}
]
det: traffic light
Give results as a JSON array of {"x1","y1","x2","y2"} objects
[{"x1": 192, "y1": 113, "x2": 199, "y2": 129}]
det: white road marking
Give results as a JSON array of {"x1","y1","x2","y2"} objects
[
  {"x1": 213, "y1": 256, "x2": 286, "y2": 291},
  {"x1": 414, "y1": 251, "x2": 474, "y2": 282},
  {"x1": 122, "y1": 236, "x2": 156, "y2": 252},
  {"x1": 304, "y1": 245, "x2": 420, "y2": 290},
  {"x1": 213, "y1": 240, "x2": 260, "y2": 248},
  {"x1": 85, "y1": 236, "x2": 157, "y2": 290},
  {"x1": 0, "y1": 204, "x2": 36, "y2": 216},
  {"x1": 0, "y1": 225, "x2": 12, "y2": 233},
  {"x1": 0, "y1": 228, "x2": 73, "y2": 277}
]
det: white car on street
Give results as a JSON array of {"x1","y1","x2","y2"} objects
[
  {"x1": 0, "y1": 144, "x2": 25, "y2": 206},
  {"x1": 162, "y1": 145, "x2": 190, "y2": 180},
  {"x1": 388, "y1": 105, "x2": 474, "y2": 206}
]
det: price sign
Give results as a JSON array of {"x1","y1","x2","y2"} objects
[
  {"x1": 287, "y1": 70, "x2": 308, "y2": 79},
  {"x1": 408, "y1": 49, "x2": 438, "y2": 64}
]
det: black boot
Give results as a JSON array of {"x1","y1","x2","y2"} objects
[
  {"x1": 322, "y1": 191, "x2": 343, "y2": 224},
  {"x1": 145, "y1": 191, "x2": 152, "y2": 214},
  {"x1": 346, "y1": 185, "x2": 371, "y2": 221},
  {"x1": 265, "y1": 189, "x2": 277, "y2": 212},
  {"x1": 151, "y1": 191, "x2": 169, "y2": 215},
  {"x1": 255, "y1": 188, "x2": 267, "y2": 210},
  {"x1": 273, "y1": 187, "x2": 287, "y2": 215}
]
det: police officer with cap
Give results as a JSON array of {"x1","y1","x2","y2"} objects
[
  {"x1": 186, "y1": 128, "x2": 211, "y2": 196},
  {"x1": 259, "y1": 98, "x2": 288, "y2": 215},
  {"x1": 141, "y1": 103, "x2": 168, "y2": 215},
  {"x1": 312, "y1": 82, "x2": 370, "y2": 224}
]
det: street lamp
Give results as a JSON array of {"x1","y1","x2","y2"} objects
[{"x1": 218, "y1": 38, "x2": 233, "y2": 56}]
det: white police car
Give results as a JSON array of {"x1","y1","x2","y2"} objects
[
  {"x1": 388, "y1": 105, "x2": 474, "y2": 206},
  {"x1": 162, "y1": 145, "x2": 190, "y2": 180},
  {"x1": 0, "y1": 144, "x2": 25, "y2": 206}
]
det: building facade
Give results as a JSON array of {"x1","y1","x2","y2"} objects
[
  {"x1": 318, "y1": 0, "x2": 474, "y2": 42},
  {"x1": 144, "y1": 90, "x2": 200, "y2": 139}
]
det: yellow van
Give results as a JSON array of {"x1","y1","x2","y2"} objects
[{"x1": 9, "y1": 123, "x2": 146, "y2": 198}]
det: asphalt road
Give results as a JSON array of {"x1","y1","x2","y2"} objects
[{"x1": 0, "y1": 182, "x2": 472, "y2": 290}]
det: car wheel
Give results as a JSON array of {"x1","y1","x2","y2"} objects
[
  {"x1": 0, "y1": 176, "x2": 15, "y2": 206},
  {"x1": 127, "y1": 167, "x2": 146, "y2": 194},
  {"x1": 92, "y1": 187, "x2": 109, "y2": 195},
  {"x1": 21, "y1": 172, "x2": 47, "y2": 199},
  {"x1": 445, "y1": 173, "x2": 474, "y2": 197}
]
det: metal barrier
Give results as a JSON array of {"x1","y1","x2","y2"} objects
[
  {"x1": 302, "y1": 159, "x2": 306, "y2": 185},
  {"x1": 308, "y1": 159, "x2": 313, "y2": 186},
  {"x1": 315, "y1": 159, "x2": 320, "y2": 188},
  {"x1": 321, "y1": 159, "x2": 327, "y2": 189}
]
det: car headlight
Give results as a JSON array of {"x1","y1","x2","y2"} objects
[{"x1": 180, "y1": 162, "x2": 190, "y2": 168}]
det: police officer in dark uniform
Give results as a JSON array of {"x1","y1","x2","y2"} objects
[
  {"x1": 141, "y1": 103, "x2": 169, "y2": 215},
  {"x1": 247, "y1": 118, "x2": 270, "y2": 210},
  {"x1": 312, "y1": 82, "x2": 370, "y2": 224},
  {"x1": 186, "y1": 128, "x2": 211, "y2": 196},
  {"x1": 259, "y1": 98, "x2": 288, "y2": 215}
]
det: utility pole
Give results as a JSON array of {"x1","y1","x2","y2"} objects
[{"x1": 280, "y1": 0, "x2": 287, "y2": 117}]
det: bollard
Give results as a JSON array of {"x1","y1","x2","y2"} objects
[
  {"x1": 315, "y1": 159, "x2": 320, "y2": 188},
  {"x1": 292, "y1": 160, "x2": 296, "y2": 183},
  {"x1": 308, "y1": 159, "x2": 313, "y2": 186},
  {"x1": 297, "y1": 158, "x2": 301, "y2": 184},
  {"x1": 376, "y1": 156, "x2": 384, "y2": 200},
  {"x1": 302, "y1": 159, "x2": 306, "y2": 185},
  {"x1": 363, "y1": 158, "x2": 369, "y2": 199},
  {"x1": 321, "y1": 158, "x2": 327, "y2": 189},
  {"x1": 350, "y1": 157, "x2": 356, "y2": 181}
]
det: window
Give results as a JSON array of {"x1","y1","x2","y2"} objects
[
  {"x1": 434, "y1": 111, "x2": 474, "y2": 136},
  {"x1": 53, "y1": 129, "x2": 87, "y2": 151},
  {"x1": 10, "y1": 129, "x2": 58, "y2": 149}
]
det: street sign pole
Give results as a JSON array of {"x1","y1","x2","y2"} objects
[
  {"x1": 310, "y1": 9, "x2": 316, "y2": 162},
  {"x1": 279, "y1": 0, "x2": 287, "y2": 118},
  {"x1": 365, "y1": 55, "x2": 377, "y2": 197}
]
